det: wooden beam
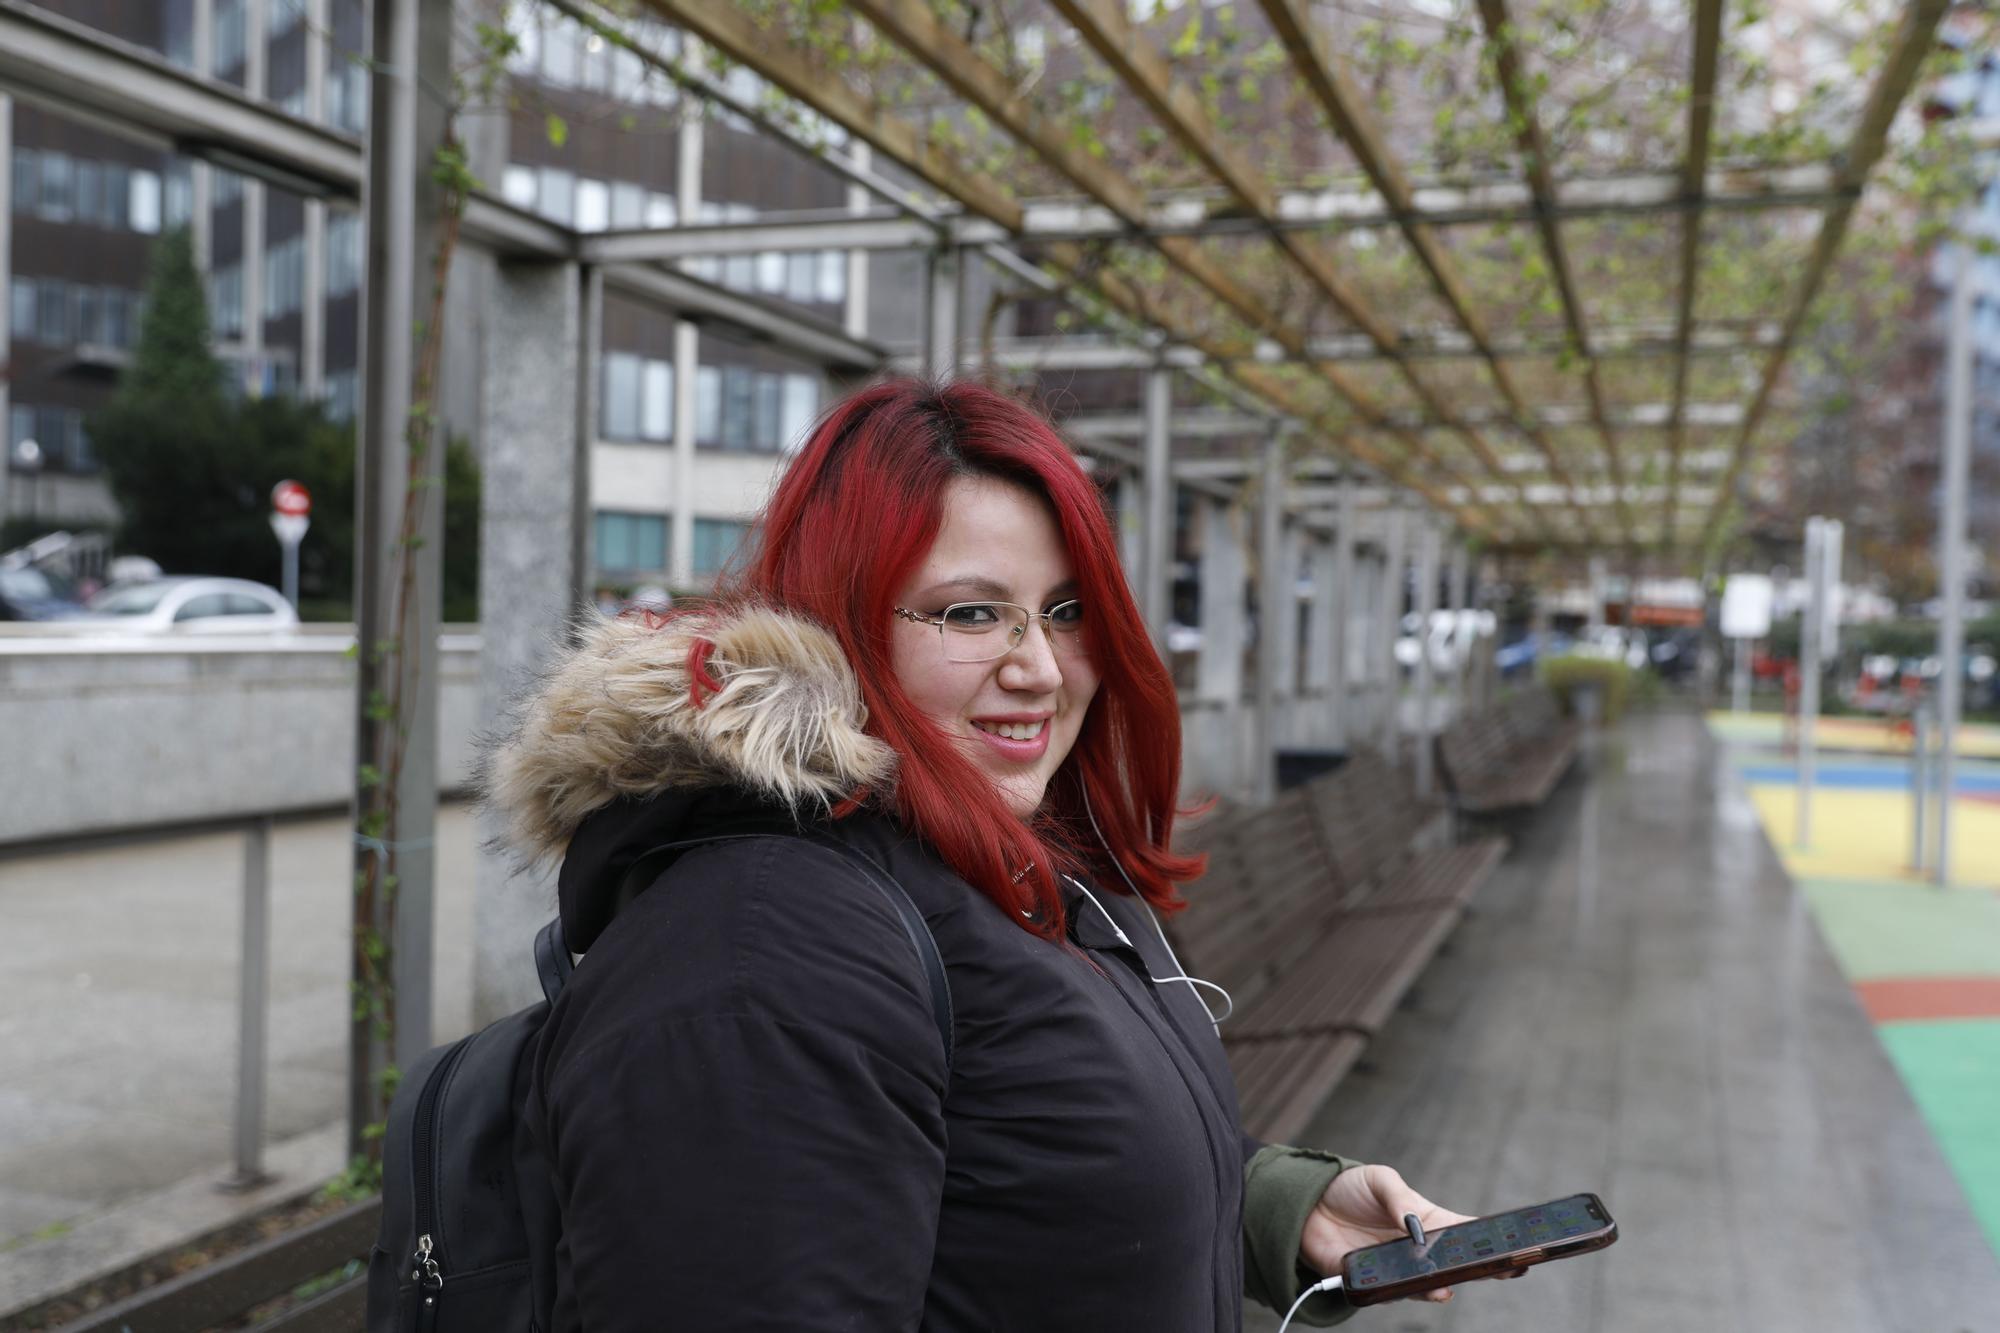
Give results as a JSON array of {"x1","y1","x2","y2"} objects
[
  {"x1": 622, "y1": 0, "x2": 1503, "y2": 537},
  {"x1": 1254, "y1": 0, "x2": 1600, "y2": 546},
  {"x1": 1052, "y1": 0, "x2": 1553, "y2": 541},
  {"x1": 1473, "y1": 0, "x2": 1637, "y2": 544},
  {"x1": 1661, "y1": 0, "x2": 1726, "y2": 551},
  {"x1": 833, "y1": 0, "x2": 1512, "y2": 536},
  {"x1": 1700, "y1": 0, "x2": 1951, "y2": 551}
]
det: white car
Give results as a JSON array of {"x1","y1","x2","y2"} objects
[{"x1": 81, "y1": 577, "x2": 299, "y2": 634}]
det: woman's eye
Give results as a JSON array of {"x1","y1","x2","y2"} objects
[
  {"x1": 943, "y1": 603, "x2": 1002, "y2": 628},
  {"x1": 1049, "y1": 601, "x2": 1084, "y2": 628}
]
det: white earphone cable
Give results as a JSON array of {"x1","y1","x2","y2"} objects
[
  {"x1": 1076, "y1": 786, "x2": 1234, "y2": 1034},
  {"x1": 1277, "y1": 1275, "x2": 1345, "y2": 1332}
]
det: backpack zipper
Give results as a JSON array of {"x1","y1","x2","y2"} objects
[{"x1": 407, "y1": 1040, "x2": 470, "y2": 1312}]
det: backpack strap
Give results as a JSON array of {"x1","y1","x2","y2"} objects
[
  {"x1": 587, "y1": 825, "x2": 955, "y2": 1080},
  {"x1": 534, "y1": 917, "x2": 572, "y2": 1005}
]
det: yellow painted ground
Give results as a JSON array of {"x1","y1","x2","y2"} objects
[
  {"x1": 1708, "y1": 710, "x2": 2000, "y2": 759},
  {"x1": 1746, "y1": 785, "x2": 2000, "y2": 890}
]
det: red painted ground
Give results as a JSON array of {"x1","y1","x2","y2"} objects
[{"x1": 1854, "y1": 976, "x2": 2000, "y2": 1024}]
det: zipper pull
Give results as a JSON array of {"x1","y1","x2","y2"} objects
[{"x1": 413, "y1": 1233, "x2": 444, "y2": 1291}]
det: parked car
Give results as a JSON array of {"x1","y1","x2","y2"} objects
[
  {"x1": 79, "y1": 577, "x2": 299, "y2": 634},
  {"x1": 0, "y1": 565, "x2": 83, "y2": 620}
]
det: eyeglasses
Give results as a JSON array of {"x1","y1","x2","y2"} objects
[{"x1": 894, "y1": 600, "x2": 1087, "y2": 663}]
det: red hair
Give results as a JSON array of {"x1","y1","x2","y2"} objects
[{"x1": 716, "y1": 377, "x2": 1205, "y2": 941}]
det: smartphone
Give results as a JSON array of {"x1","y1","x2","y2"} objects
[{"x1": 1340, "y1": 1192, "x2": 1616, "y2": 1306}]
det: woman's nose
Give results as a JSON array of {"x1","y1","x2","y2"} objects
[{"x1": 997, "y1": 617, "x2": 1064, "y2": 691}]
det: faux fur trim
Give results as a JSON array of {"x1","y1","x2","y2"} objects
[{"x1": 485, "y1": 605, "x2": 897, "y2": 865}]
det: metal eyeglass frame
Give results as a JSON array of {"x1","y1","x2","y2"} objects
[{"x1": 893, "y1": 600, "x2": 1086, "y2": 663}]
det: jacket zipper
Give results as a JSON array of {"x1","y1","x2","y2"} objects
[{"x1": 408, "y1": 1041, "x2": 469, "y2": 1323}]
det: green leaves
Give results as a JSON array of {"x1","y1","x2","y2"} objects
[{"x1": 544, "y1": 111, "x2": 568, "y2": 148}]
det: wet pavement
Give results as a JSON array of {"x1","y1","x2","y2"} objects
[{"x1": 1248, "y1": 708, "x2": 2000, "y2": 1333}]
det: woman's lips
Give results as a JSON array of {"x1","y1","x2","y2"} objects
[{"x1": 969, "y1": 719, "x2": 1051, "y2": 762}]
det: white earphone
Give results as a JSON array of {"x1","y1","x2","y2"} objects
[{"x1": 1076, "y1": 785, "x2": 1233, "y2": 1035}]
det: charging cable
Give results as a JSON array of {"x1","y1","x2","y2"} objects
[{"x1": 1277, "y1": 1274, "x2": 1344, "y2": 1332}]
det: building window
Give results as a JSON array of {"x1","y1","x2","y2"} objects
[
  {"x1": 210, "y1": 263, "x2": 245, "y2": 338},
  {"x1": 817, "y1": 251, "x2": 847, "y2": 304},
  {"x1": 326, "y1": 210, "x2": 362, "y2": 297},
  {"x1": 214, "y1": 0, "x2": 246, "y2": 74},
  {"x1": 37, "y1": 278, "x2": 71, "y2": 344},
  {"x1": 325, "y1": 368, "x2": 359, "y2": 422},
  {"x1": 264, "y1": 234, "x2": 305, "y2": 320},
  {"x1": 693, "y1": 518, "x2": 749, "y2": 578},
  {"x1": 164, "y1": 162, "x2": 193, "y2": 229},
  {"x1": 271, "y1": 0, "x2": 305, "y2": 38},
  {"x1": 538, "y1": 167, "x2": 575, "y2": 226},
  {"x1": 720, "y1": 365, "x2": 753, "y2": 449},
  {"x1": 645, "y1": 192, "x2": 677, "y2": 227},
  {"x1": 780, "y1": 373, "x2": 819, "y2": 451},
  {"x1": 164, "y1": 0, "x2": 196, "y2": 67},
  {"x1": 213, "y1": 168, "x2": 245, "y2": 210},
  {"x1": 610, "y1": 181, "x2": 646, "y2": 230},
  {"x1": 601, "y1": 353, "x2": 674, "y2": 441},
  {"x1": 575, "y1": 178, "x2": 609, "y2": 233},
  {"x1": 38, "y1": 151, "x2": 72, "y2": 223},
  {"x1": 502, "y1": 165, "x2": 537, "y2": 209},
  {"x1": 10, "y1": 149, "x2": 35, "y2": 214},
  {"x1": 595, "y1": 511, "x2": 668, "y2": 575},
  {"x1": 9, "y1": 279, "x2": 33, "y2": 342},
  {"x1": 602, "y1": 351, "x2": 641, "y2": 440},
  {"x1": 696, "y1": 365, "x2": 722, "y2": 444},
  {"x1": 642, "y1": 360, "x2": 672, "y2": 440}
]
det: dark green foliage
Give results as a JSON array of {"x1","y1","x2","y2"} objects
[{"x1": 88, "y1": 230, "x2": 480, "y2": 621}]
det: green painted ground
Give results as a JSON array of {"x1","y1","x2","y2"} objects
[
  {"x1": 1800, "y1": 878, "x2": 2000, "y2": 979},
  {"x1": 1877, "y1": 1019, "x2": 2000, "y2": 1257}
]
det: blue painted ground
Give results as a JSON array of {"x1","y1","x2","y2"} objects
[{"x1": 1737, "y1": 764, "x2": 2000, "y2": 792}]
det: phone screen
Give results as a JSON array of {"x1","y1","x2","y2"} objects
[{"x1": 1344, "y1": 1194, "x2": 1610, "y2": 1296}]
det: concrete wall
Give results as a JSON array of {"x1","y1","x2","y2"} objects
[{"x1": 0, "y1": 631, "x2": 482, "y2": 845}]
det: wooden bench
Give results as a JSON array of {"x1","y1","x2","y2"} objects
[
  {"x1": 1436, "y1": 684, "x2": 1581, "y2": 814},
  {"x1": 46, "y1": 1199, "x2": 375, "y2": 1333},
  {"x1": 1169, "y1": 751, "x2": 1506, "y2": 1143}
]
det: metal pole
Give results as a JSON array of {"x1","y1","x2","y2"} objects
[
  {"x1": 1330, "y1": 473, "x2": 1356, "y2": 750},
  {"x1": 1447, "y1": 538, "x2": 1469, "y2": 724},
  {"x1": 1377, "y1": 505, "x2": 1409, "y2": 751},
  {"x1": 223, "y1": 817, "x2": 273, "y2": 1191},
  {"x1": 1141, "y1": 365, "x2": 1174, "y2": 654},
  {"x1": 349, "y1": 0, "x2": 446, "y2": 1157},
  {"x1": 925, "y1": 245, "x2": 960, "y2": 380},
  {"x1": 1254, "y1": 430, "x2": 1286, "y2": 804},
  {"x1": 1795, "y1": 518, "x2": 1823, "y2": 850},
  {"x1": 1935, "y1": 241, "x2": 1973, "y2": 887},
  {"x1": 1732, "y1": 636, "x2": 1750, "y2": 714},
  {"x1": 281, "y1": 539, "x2": 299, "y2": 611},
  {"x1": 1911, "y1": 702, "x2": 1931, "y2": 874},
  {"x1": 1414, "y1": 518, "x2": 1440, "y2": 797}
]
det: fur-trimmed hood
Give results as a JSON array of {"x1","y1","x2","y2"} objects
[{"x1": 486, "y1": 604, "x2": 898, "y2": 874}]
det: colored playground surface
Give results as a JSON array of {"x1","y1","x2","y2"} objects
[{"x1": 1711, "y1": 710, "x2": 2000, "y2": 1258}]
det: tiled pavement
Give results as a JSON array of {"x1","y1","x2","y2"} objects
[{"x1": 1248, "y1": 710, "x2": 2000, "y2": 1333}]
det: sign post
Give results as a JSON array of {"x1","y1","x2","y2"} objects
[
  {"x1": 269, "y1": 479, "x2": 311, "y2": 611},
  {"x1": 1719, "y1": 573, "x2": 1773, "y2": 716}
]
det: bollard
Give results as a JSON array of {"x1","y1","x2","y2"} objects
[
  {"x1": 1911, "y1": 707, "x2": 1930, "y2": 875},
  {"x1": 221, "y1": 817, "x2": 274, "y2": 1192}
]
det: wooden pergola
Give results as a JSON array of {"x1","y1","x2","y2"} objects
[{"x1": 562, "y1": 0, "x2": 1950, "y2": 560}]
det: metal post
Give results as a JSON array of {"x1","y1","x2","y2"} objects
[
  {"x1": 1254, "y1": 430, "x2": 1286, "y2": 804},
  {"x1": 1936, "y1": 241, "x2": 1973, "y2": 887},
  {"x1": 1377, "y1": 505, "x2": 1409, "y2": 751},
  {"x1": 1141, "y1": 365, "x2": 1173, "y2": 653},
  {"x1": 1587, "y1": 555, "x2": 1608, "y2": 634},
  {"x1": 1414, "y1": 518, "x2": 1441, "y2": 796},
  {"x1": 1447, "y1": 538, "x2": 1469, "y2": 723},
  {"x1": 1330, "y1": 474, "x2": 1356, "y2": 749},
  {"x1": 349, "y1": 0, "x2": 447, "y2": 1157},
  {"x1": 223, "y1": 817, "x2": 273, "y2": 1191},
  {"x1": 925, "y1": 245, "x2": 960, "y2": 380},
  {"x1": 1795, "y1": 518, "x2": 1823, "y2": 850},
  {"x1": 282, "y1": 539, "x2": 300, "y2": 610},
  {"x1": 1732, "y1": 636, "x2": 1750, "y2": 714},
  {"x1": 670, "y1": 106, "x2": 703, "y2": 588},
  {"x1": 1911, "y1": 702, "x2": 1931, "y2": 874}
]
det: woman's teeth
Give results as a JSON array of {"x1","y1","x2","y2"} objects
[{"x1": 973, "y1": 719, "x2": 1046, "y2": 741}]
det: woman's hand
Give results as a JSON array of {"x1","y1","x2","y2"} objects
[{"x1": 1299, "y1": 1164, "x2": 1478, "y2": 1305}]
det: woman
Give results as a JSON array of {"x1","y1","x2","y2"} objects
[{"x1": 491, "y1": 379, "x2": 1474, "y2": 1330}]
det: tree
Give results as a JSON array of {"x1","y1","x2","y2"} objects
[{"x1": 89, "y1": 229, "x2": 480, "y2": 620}]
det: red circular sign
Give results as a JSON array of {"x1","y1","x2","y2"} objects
[{"x1": 271, "y1": 479, "x2": 312, "y2": 517}]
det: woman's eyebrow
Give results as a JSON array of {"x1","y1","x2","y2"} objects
[{"x1": 923, "y1": 575, "x2": 1080, "y2": 601}]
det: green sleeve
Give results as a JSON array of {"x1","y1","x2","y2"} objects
[{"x1": 1242, "y1": 1145, "x2": 1362, "y2": 1327}]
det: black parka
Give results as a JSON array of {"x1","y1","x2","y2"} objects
[{"x1": 489, "y1": 606, "x2": 1356, "y2": 1332}]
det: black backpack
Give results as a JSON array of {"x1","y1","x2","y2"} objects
[{"x1": 366, "y1": 828, "x2": 953, "y2": 1332}]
